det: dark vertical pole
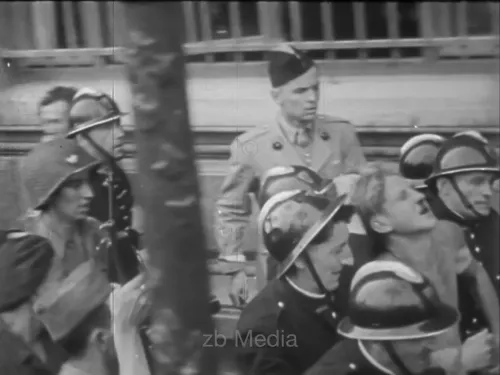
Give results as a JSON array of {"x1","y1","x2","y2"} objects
[{"x1": 123, "y1": 3, "x2": 217, "y2": 374}]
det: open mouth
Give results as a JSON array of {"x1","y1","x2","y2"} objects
[{"x1": 417, "y1": 200, "x2": 430, "y2": 215}]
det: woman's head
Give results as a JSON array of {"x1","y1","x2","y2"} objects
[{"x1": 19, "y1": 138, "x2": 98, "y2": 219}]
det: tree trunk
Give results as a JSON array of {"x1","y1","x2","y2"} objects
[{"x1": 123, "y1": 3, "x2": 217, "y2": 374}]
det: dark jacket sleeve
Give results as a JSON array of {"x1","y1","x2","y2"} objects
[{"x1": 236, "y1": 329, "x2": 301, "y2": 375}]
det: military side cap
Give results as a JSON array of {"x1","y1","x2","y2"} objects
[
  {"x1": 258, "y1": 189, "x2": 353, "y2": 278},
  {"x1": 337, "y1": 260, "x2": 458, "y2": 341},
  {"x1": 258, "y1": 165, "x2": 326, "y2": 208},
  {"x1": 34, "y1": 260, "x2": 112, "y2": 342},
  {"x1": 67, "y1": 87, "x2": 126, "y2": 138},
  {"x1": 0, "y1": 232, "x2": 54, "y2": 312},
  {"x1": 19, "y1": 138, "x2": 99, "y2": 210},
  {"x1": 268, "y1": 44, "x2": 315, "y2": 88},
  {"x1": 427, "y1": 134, "x2": 499, "y2": 182},
  {"x1": 399, "y1": 134, "x2": 446, "y2": 181}
]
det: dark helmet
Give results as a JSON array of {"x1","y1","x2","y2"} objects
[
  {"x1": 258, "y1": 189, "x2": 353, "y2": 279},
  {"x1": 426, "y1": 134, "x2": 499, "y2": 183},
  {"x1": 67, "y1": 88, "x2": 126, "y2": 138},
  {"x1": 399, "y1": 134, "x2": 446, "y2": 181},
  {"x1": 258, "y1": 165, "x2": 329, "y2": 208},
  {"x1": 18, "y1": 138, "x2": 99, "y2": 210},
  {"x1": 337, "y1": 260, "x2": 459, "y2": 341}
]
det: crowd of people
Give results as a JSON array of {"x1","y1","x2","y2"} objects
[{"x1": 0, "y1": 42, "x2": 498, "y2": 375}]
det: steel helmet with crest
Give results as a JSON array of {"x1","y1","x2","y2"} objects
[
  {"x1": 257, "y1": 165, "x2": 336, "y2": 208},
  {"x1": 67, "y1": 88, "x2": 126, "y2": 138},
  {"x1": 399, "y1": 134, "x2": 446, "y2": 190},
  {"x1": 18, "y1": 138, "x2": 99, "y2": 211},
  {"x1": 425, "y1": 133, "x2": 499, "y2": 217},
  {"x1": 338, "y1": 260, "x2": 459, "y2": 375},
  {"x1": 258, "y1": 188, "x2": 354, "y2": 307}
]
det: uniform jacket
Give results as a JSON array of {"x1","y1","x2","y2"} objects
[
  {"x1": 215, "y1": 114, "x2": 366, "y2": 258},
  {"x1": 87, "y1": 161, "x2": 140, "y2": 283},
  {"x1": 426, "y1": 192, "x2": 500, "y2": 340},
  {"x1": 305, "y1": 339, "x2": 391, "y2": 375},
  {"x1": 236, "y1": 275, "x2": 353, "y2": 375}
]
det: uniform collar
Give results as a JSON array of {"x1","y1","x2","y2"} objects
[
  {"x1": 285, "y1": 276, "x2": 325, "y2": 299},
  {"x1": 358, "y1": 340, "x2": 395, "y2": 375},
  {"x1": 277, "y1": 112, "x2": 314, "y2": 145}
]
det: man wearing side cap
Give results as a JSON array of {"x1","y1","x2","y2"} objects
[
  {"x1": 0, "y1": 231, "x2": 67, "y2": 374},
  {"x1": 214, "y1": 44, "x2": 366, "y2": 270},
  {"x1": 236, "y1": 189, "x2": 354, "y2": 374},
  {"x1": 306, "y1": 260, "x2": 462, "y2": 375}
]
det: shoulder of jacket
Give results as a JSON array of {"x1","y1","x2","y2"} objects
[
  {"x1": 237, "y1": 285, "x2": 287, "y2": 331},
  {"x1": 233, "y1": 126, "x2": 271, "y2": 146},
  {"x1": 316, "y1": 114, "x2": 352, "y2": 126}
]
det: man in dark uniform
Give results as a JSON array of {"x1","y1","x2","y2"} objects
[
  {"x1": 400, "y1": 133, "x2": 500, "y2": 348},
  {"x1": 306, "y1": 260, "x2": 462, "y2": 375},
  {"x1": 67, "y1": 88, "x2": 140, "y2": 284},
  {"x1": 214, "y1": 43, "x2": 366, "y2": 267},
  {"x1": 67, "y1": 88, "x2": 221, "y2": 312},
  {"x1": 236, "y1": 188, "x2": 354, "y2": 374},
  {"x1": 0, "y1": 231, "x2": 67, "y2": 374}
]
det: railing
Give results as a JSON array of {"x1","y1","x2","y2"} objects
[{"x1": 0, "y1": 2, "x2": 498, "y2": 66}]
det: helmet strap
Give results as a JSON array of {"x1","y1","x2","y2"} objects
[
  {"x1": 383, "y1": 342, "x2": 415, "y2": 375},
  {"x1": 303, "y1": 252, "x2": 336, "y2": 309},
  {"x1": 447, "y1": 176, "x2": 483, "y2": 218}
]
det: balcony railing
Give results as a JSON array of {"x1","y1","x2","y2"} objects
[{"x1": 0, "y1": 2, "x2": 498, "y2": 67}]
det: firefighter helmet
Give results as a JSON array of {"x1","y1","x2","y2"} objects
[
  {"x1": 337, "y1": 260, "x2": 459, "y2": 341},
  {"x1": 426, "y1": 134, "x2": 499, "y2": 183},
  {"x1": 67, "y1": 88, "x2": 127, "y2": 138},
  {"x1": 399, "y1": 134, "x2": 446, "y2": 181},
  {"x1": 258, "y1": 189, "x2": 353, "y2": 278},
  {"x1": 19, "y1": 138, "x2": 98, "y2": 210},
  {"x1": 258, "y1": 165, "x2": 327, "y2": 208}
]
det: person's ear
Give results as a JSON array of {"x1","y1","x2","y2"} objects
[
  {"x1": 271, "y1": 88, "x2": 282, "y2": 105},
  {"x1": 89, "y1": 328, "x2": 112, "y2": 352},
  {"x1": 293, "y1": 255, "x2": 308, "y2": 271},
  {"x1": 369, "y1": 213, "x2": 392, "y2": 234},
  {"x1": 436, "y1": 177, "x2": 450, "y2": 196}
]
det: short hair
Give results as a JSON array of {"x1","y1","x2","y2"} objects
[
  {"x1": 350, "y1": 162, "x2": 399, "y2": 256},
  {"x1": 57, "y1": 303, "x2": 110, "y2": 358},
  {"x1": 38, "y1": 86, "x2": 78, "y2": 114}
]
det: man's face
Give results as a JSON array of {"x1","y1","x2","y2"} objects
[
  {"x1": 86, "y1": 120, "x2": 126, "y2": 160},
  {"x1": 273, "y1": 67, "x2": 319, "y2": 123},
  {"x1": 39, "y1": 101, "x2": 70, "y2": 140},
  {"x1": 440, "y1": 172, "x2": 497, "y2": 217},
  {"x1": 376, "y1": 175, "x2": 436, "y2": 234},
  {"x1": 307, "y1": 221, "x2": 352, "y2": 291},
  {"x1": 52, "y1": 176, "x2": 94, "y2": 221}
]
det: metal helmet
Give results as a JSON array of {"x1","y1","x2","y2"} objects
[
  {"x1": 257, "y1": 165, "x2": 327, "y2": 208},
  {"x1": 337, "y1": 260, "x2": 459, "y2": 341},
  {"x1": 399, "y1": 134, "x2": 446, "y2": 181},
  {"x1": 426, "y1": 134, "x2": 499, "y2": 183},
  {"x1": 19, "y1": 138, "x2": 99, "y2": 210},
  {"x1": 67, "y1": 88, "x2": 126, "y2": 138},
  {"x1": 258, "y1": 189, "x2": 353, "y2": 279}
]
